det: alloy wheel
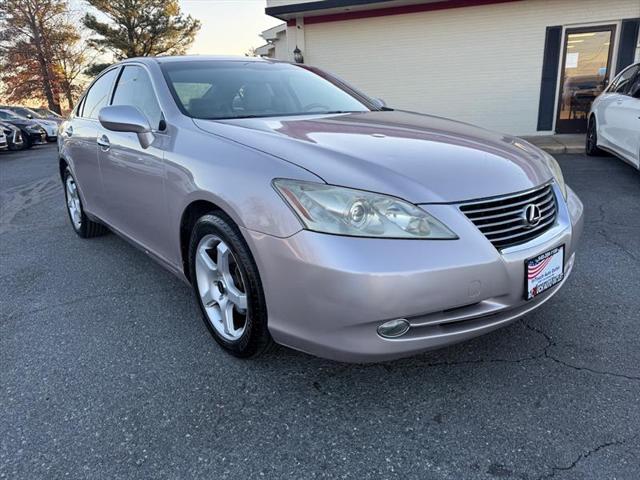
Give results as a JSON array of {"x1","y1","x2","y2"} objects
[
  {"x1": 65, "y1": 176, "x2": 82, "y2": 230},
  {"x1": 588, "y1": 122, "x2": 596, "y2": 151},
  {"x1": 195, "y1": 234, "x2": 248, "y2": 341}
]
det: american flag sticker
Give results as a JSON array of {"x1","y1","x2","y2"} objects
[{"x1": 526, "y1": 246, "x2": 564, "y2": 300}]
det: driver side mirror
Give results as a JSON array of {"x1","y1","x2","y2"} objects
[{"x1": 98, "y1": 105, "x2": 155, "y2": 148}]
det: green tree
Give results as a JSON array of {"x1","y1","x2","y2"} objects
[
  {"x1": 83, "y1": 0, "x2": 201, "y2": 60},
  {"x1": 0, "y1": 0, "x2": 79, "y2": 113}
]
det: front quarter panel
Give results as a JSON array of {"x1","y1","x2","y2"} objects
[{"x1": 162, "y1": 124, "x2": 322, "y2": 268}]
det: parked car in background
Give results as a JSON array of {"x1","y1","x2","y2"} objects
[
  {"x1": 0, "y1": 105, "x2": 59, "y2": 141},
  {"x1": 0, "y1": 110, "x2": 46, "y2": 148},
  {"x1": 0, "y1": 121, "x2": 25, "y2": 150},
  {"x1": 0, "y1": 130, "x2": 7, "y2": 151},
  {"x1": 58, "y1": 56, "x2": 583, "y2": 362},
  {"x1": 587, "y1": 62, "x2": 640, "y2": 169},
  {"x1": 32, "y1": 107, "x2": 64, "y2": 122}
]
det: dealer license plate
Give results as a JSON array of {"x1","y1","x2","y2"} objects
[{"x1": 525, "y1": 245, "x2": 564, "y2": 300}]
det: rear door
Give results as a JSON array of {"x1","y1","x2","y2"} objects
[
  {"x1": 600, "y1": 65, "x2": 640, "y2": 163},
  {"x1": 98, "y1": 64, "x2": 171, "y2": 259},
  {"x1": 619, "y1": 70, "x2": 640, "y2": 166},
  {"x1": 64, "y1": 67, "x2": 120, "y2": 218}
]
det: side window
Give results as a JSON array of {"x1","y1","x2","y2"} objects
[
  {"x1": 629, "y1": 71, "x2": 640, "y2": 99},
  {"x1": 611, "y1": 65, "x2": 639, "y2": 94},
  {"x1": 82, "y1": 68, "x2": 119, "y2": 119},
  {"x1": 75, "y1": 96, "x2": 85, "y2": 117},
  {"x1": 111, "y1": 66, "x2": 163, "y2": 129}
]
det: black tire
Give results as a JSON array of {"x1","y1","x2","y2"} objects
[
  {"x1": 62, "y1": 167, "x2": 109, "y2": 238},
  {"x1": 189, "y1": 212, "x2": 273, "y2": 358},
  {"x1": 19, "y1": 129, "x2": 34, "y2": 149},
  {"x1": 586, "y1": 117, "x2": 604, "y2": 156}
]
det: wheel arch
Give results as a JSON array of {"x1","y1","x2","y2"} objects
[
  {"x1": 59, "y1": 157, "x2": 69, "y2": 181},
  {"x1": 179, "y1": 198, "x2": 236, "y2": 282}
]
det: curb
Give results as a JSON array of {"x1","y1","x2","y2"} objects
[{"x1": 537, "y1": 145, "x2": 585, "y2": 155}]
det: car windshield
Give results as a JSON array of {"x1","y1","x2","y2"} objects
[
  {"x1": 15, "y1": 107, "x2": 44, "y2": 118},
  {"x1": 37, "y1": 109, "x2": 61, "y2": 118},
  {"x1": 161, "y1": 60, "x2": 372, "y2": 120},
  {"x1": 0, "y1": 110, "x2": 24, "y2": 120}
]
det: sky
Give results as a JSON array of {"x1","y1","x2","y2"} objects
[
  {"x1": 180, "y1": 0, "x2": 281, "y2": 55},
  {"x1": 69, "y1": 0, "x2": 283, "y2": 56}
]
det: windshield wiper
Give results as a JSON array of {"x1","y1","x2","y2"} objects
[
  {"x1": 202, "y1": 111, "x2": 363, "y2": 120},
  {"x1": 317, "y1": 110, "x2": 360, "y2": 115}
]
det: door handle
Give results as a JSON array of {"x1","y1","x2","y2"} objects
[
  {"x1": 97, "y1": 134, "x2": 110, "y2": 150},
  {"x1": 65, "y1": 125, "x2": 73, "y2": 137}
]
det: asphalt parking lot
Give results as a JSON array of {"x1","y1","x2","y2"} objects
[{"x1": 1, "y1": 143, "x2": 639, "y2": 479}]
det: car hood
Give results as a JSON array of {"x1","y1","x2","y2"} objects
[
  {"x1": 36, "y1": 119, "x2": 57, "y2": 127},
  {"x1": 3, "y1": 118, "x2": 38, "y2": 128},
  {"x1": 0, "y1": 122, "x2": 19, "y2": 132},
  {"x1": 194, "y1": 110, "x2": 553, "y2": 203}
]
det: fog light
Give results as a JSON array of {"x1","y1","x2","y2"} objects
[{"x1": 377, "y1": 319, "x2": 410, "y2": 338}]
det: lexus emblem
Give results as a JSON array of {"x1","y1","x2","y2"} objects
[{"x1": 523, "y1": 204, "x2": 542, "y2": 228}]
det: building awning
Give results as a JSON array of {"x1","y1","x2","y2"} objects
[
  {"x1": 260, "y1": 23, "x2": 287, "y2": 41},
  {"x1": 265, "y1": 0, "x2": 519, "y2": 23},
  {"x1": 255, "y1": 44, "x2": 275, "y2": 56}
]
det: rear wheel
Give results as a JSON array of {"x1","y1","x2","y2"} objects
[
  {"x1": 586, "y1": 117, "x2": 604, "y2": 156},
  {"x1": 189, "y1": 213, "x2": 272, "y2": 358},
  {"x1": 63, "y1": 167, "x2": 109, "y2": 238}
]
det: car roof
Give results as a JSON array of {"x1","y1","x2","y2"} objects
[{"x1": 119, "y1": 55, "x2": 278, "y2": 66}]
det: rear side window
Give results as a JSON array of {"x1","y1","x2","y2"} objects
[
  {"x1": 629, "y1": 71, "x2": 640, "y2": 98},
  {"x1": 82, "y1": 68, "x2": 119, "y2": 119},
  {"x1": 610, "y1": 65, "x2": 639, "y2": 94},
  {"x1": 111, "y1": 66, "x2": 163, "y2": 129},
  {"x1": 75, "y1": 96, "x2": 85, "y2": 117}
]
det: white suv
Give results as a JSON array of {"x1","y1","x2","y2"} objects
[{"x1": 587, "y1": 62, "x2": 640, "y2": 169}]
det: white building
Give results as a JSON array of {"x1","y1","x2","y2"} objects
[
  {"x1": 256, "y1": 23, "x2": 288, "y2": 58},
  {"x1": 262, "y1": 0, "x2": 640, "y2": 136}
]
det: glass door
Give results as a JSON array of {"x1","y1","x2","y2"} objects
[{"x1": 556, "y1": 26, "x2": 615, "y2": 133}]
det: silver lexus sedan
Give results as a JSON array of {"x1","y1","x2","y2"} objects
[{"x1": 58, "y1": 56, "x2": 584, "y2": 362}]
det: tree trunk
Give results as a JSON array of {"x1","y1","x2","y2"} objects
[
  {"x1": 27, "y1": 8, "x2": 62, "y2": 113},
  {"x1": 63, "y1": 82, "x2": 74, "y2": 111}
]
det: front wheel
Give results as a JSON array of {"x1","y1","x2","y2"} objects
[
  {"x1": 189, "y1": 213, "x2": 272, "y2": 358},
  {"x1": 586, "y1": 117, "x2": 603, "y2": 156},
  {"x1": 21, "y1": 131, "x2": 33, "y2": 149}
]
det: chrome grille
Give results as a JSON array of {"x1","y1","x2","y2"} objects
[{"x1": 459, "y1": 184, "x2": 557, "y2": 250}]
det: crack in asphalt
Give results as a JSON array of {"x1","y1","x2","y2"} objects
[
  {"x1": 311, "y1": 342, "x2": 550, "y2": 395},
  {"x1": 0, "y1": 174, "x2": 60, "y2": 234},
  {"x1": 522, "y1": 321, "x2": 640, "y2": 382},
  {"x1": 3, "y1": 287, "x2": 181, "y2": 322},
  {"x1": 311, "y1": 320, "x2": 640, "y2": 396},
  {"x1": 587, "y1": 204, "x2": 621, "y2": 227},
  {"x1": 597, "y1": 229, "x2": 639, "y2": 263},
  {"x1": 536, "y1": 435, "x2": 639, "y2": 479}
]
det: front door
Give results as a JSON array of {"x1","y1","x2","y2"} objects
[
  {"x1": 98, "y1": 65, "x2": 171, "y2": 261},
  {"x1": 556, "y1": 26, "x2": 615, "y2": 134}
]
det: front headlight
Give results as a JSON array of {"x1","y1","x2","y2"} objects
[
  {"x1": 544, "y1": 153, "x2": 567, "y2": 199},
  {"x1": 273, "y1": 179, "x2": 457, "y2": 239}
]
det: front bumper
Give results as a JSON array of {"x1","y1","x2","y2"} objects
[
  {"x1": 26, "y1": 131, "x2": 47, "y2": 145},
  {"x1": 41, "y1": 125, "x2": 58, "y2": 141},
  {"x1": 243, "y1": 184, "x2": 584, "y2": 362}
]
